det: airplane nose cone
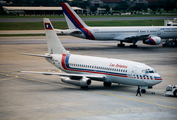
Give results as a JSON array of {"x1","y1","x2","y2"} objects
[{"x1": 154, "y1": 75, "x2": 162, "y2": 84}]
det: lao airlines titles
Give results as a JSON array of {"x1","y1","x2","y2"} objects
[{"x1": 109, "y1": 63, "x2": 128, "y2": 68}]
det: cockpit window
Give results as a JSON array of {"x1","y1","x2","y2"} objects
[
  {"x1": 149, "y1": 71, "x2": 154, "y2": 73},
  {"x1": 149, "y1": 70, "x2": 156, "y2": 73},
  {"x1": 145, "y1": 69, "x2": 156, "y2": 73}
]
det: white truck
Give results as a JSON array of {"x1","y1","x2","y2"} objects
[{"x1": 164, "y1": 85, "x2": 177, "y2": 97}]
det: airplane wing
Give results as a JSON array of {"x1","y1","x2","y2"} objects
[
  {"x1": 113, "y1": 34, "x2": 149, "y2": 41},
  {"x1": 16, "y1": 71, "x2": 106, "y2": 81}
]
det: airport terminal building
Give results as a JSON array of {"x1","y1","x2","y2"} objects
[{"x1": 2, "y1": 6, "x2": 83, "y2": 16}]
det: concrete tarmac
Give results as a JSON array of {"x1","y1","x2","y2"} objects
[{"x1": 0, "y1": 36, "x2": 177, "y2": 120}]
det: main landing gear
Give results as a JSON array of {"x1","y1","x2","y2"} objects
[
  {"x1": 117, "y1": 40, "x2": 138, "y2": 48},
  {"x1": 117, "y1": 41, "x2": 125, "y2": 47},
  {"x1": 103, "y1": 82, "x2": 112, "y2": 87}
]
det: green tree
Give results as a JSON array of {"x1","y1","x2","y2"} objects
[
  {"x1": 164, "y1": 0, "x2": 176, "y2": 12},
  {"x1": 0, "y1": 5, "x2": 6, "y2": 15},
  {"x1": 148, "y1": 3, "x2": 158, "y2": 12},
  {"x1": 112, "y1": 1, "x2": 129, "y2": 11},
  {"x1": 100, "y1": 5, "x2": 110, "y2": 12},
  {"x1": 131, "y1": 4, "x2": 147, "y2": 12},
  {"x1": 90, "y1": 6, "x2": 97, "y2": 13}
]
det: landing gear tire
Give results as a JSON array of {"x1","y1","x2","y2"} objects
[
  {"x1": 103, "y1": 82, "x2": 112, "y2": 87},
  {"x1": 141, "y1": 89, "x2": 146, "y2": 93},
  {"x1": 117, "y1": 44, "x2": 125, "y2": 47},
  {"x1": 130, "y1": 45, "x2": 137, "y2": 48},
  {"x1": 80, "y1": 86, "x2": 88, "y2": 89}
]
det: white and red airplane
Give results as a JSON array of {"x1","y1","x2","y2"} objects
[
  {"x1": 56, "y1": 3, "x2": 177, "y2": 47},
  {"x1": 18, "y1": 18, "x2": 162, "y2": 93}
]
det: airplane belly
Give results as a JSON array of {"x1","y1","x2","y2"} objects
[{"x1": 110, "y1": 76, "x2": 146, "y2": 86}]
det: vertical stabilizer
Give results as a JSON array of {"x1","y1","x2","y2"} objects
[
  {"x1": 61, "y1": 3, "x2": 88, "y2": 29},
  {"x1": 44, "y1": 18, "x2": 68, "y2": 54},
  {"x1": 61, "y1": 3, "x2": 95, "y2": 40},
  {"x1": 64, "y1": 14, "x2": 76, "y2": 29}
]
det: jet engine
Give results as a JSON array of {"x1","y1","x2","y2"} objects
[
  {"x1": 61, "y1": 77, "x2": 91, "y2": 88},
  {"x1": 143, "y1": 36, "x2": 161, "y2": 45}
]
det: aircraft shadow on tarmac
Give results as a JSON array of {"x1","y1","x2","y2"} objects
[
  {"x1": 65, "y1": 45, "x2": 163, "y2": 51},
  {"x1": 22, "y1": 78, "x2": 165, "y2": 96}
]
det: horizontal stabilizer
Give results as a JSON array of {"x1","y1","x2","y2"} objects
[
  {"x1": 20, "y1": 53, "x2": 52, "y2": 58},
  {"x1": 55, "y1": 29, "x2": 82, "y2": 34}
]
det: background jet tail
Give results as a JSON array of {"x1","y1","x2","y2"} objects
[
  {"x1": 61, "y1": 3, "x2": 88, "y2": 29},
  {"x1": 44, "y1": 18, "x2": 68, "y2": 54}
]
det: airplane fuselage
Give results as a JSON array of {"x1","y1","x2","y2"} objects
[
  {"x1": 72, "y1": 26, "x2": 177, "y2": 40},
  {"x1": 46, "y1": 54, "x2": 162, "y2": 87},
  {"x1": 61, "y1": 3, "x2": 177, "y2": 47}
]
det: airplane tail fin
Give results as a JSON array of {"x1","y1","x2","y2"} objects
[
  {"x1": 61, "y1": 3, "x2": 95, "y2": 40},
  {"x1": 61, "y1": 3, "x2": 88, "y2": 29},
  {"x1": 44, "y1": 18, "x2": 68, "y2": 54}
]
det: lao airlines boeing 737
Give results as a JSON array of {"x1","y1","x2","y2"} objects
[
  {"x1": 56, "y1": 3, "x2": 177, "y2": 48},
  {"x1": 17, "y1": 18, "x2": 162, "y2": 93}
]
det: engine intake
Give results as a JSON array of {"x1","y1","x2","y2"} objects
[
  {"x1": 61, "y1": 77, "x2": 91, "y2": 87},
  {"x1": 143, "y1": 36, "x2": 161, "y2": 45}
]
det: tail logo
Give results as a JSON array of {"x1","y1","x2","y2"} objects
[
  {"x1": 45, "y1": 23, "x2": 53, "y2": 30},
  {"x1": 61, "y1": 3, "x2": 95, "y2": 40}
]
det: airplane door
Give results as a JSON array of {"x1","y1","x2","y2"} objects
[
  {"x1": 131, "y1": 66, "x2": 137, "y2": 79},
  {"x1": 157, "y1": 29, "x2": 161, "y2": 35}
]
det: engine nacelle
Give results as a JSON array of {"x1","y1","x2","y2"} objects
[
  {"x1": 143, "y1": 36, "x2": 161, "y2": 45},
  {"x1": 61, "y1": 77, "x2": 91, "y2": 87}
]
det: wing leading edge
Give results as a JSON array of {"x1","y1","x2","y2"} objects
[{"x1": 16, "y1": 71, "x2": 106, "y2": 81}]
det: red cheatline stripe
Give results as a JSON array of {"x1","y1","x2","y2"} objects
[
  {"x1": 61, "y1": 54, "x2": 127, "y2": 78},
  {"x1": 61, "y1": 54, "x2": 67, "y2": 69},
  {"x1": 155, "y1": 78, "x2": 162, "y2": 80}
]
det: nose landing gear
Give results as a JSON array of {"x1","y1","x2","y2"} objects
[{"x1": 141, "y1": 89, "x2": 146, "y2": 93}]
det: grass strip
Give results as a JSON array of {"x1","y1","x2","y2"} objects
[
  {"x1": 0, "y1": 14, "x2": 177, "y2": 18},
  {"x1": 0, "y1": 20, "x2": 164, "y2": 30}
]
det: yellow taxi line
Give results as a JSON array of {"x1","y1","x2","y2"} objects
[
  {"x1": 0, "y1": 77, "x2": 14, "y2": 81},
  {"x1": 90, "y1": 90, "x2": 177, "y2": 110}
]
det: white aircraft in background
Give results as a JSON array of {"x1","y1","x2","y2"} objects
[
  {"x1": 18, "y1": 18, "x2": 162, "y2": 93},
  {"x1": 56, "y1": 3, "x2": 177, "y2": 48}
]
